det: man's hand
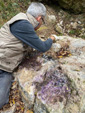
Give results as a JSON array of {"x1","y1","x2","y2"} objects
[
  {"x1": 50, "y1": 34, "x2": 59, "y2": 42},
  {"x1": 50, "y1": 36, "x2": 55, "y2": 41}
]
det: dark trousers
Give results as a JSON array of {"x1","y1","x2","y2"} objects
[{"x1": 0, "y1": 70, "x2": 13, "y2": 109}]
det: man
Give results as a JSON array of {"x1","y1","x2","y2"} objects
[{"x1": 0, "y1": 2, "x2": 57, "y2": 108}]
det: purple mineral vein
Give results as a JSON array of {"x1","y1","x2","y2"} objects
[{"x1": 35, "y1": 67, "x2": 71, "y2": 104}]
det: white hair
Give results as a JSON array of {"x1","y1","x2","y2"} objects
[{"x1": 27, "y1": 2, "x2": 46, "y2": 18}]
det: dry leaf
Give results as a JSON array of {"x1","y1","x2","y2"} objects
[
  {"x1": 13, "y1": 99, "x2": 15, "y2": 105},
  {"x1": 68, "y1": 54, "x2": 72, "y2": 56},
  {"x1": 37, "y1": 26, "x2": 48, "y2": 31},
  {"x1": 26, "y1": 110, "x2": 33, "y2": 113},
  {"x1": 58, "y1": 56, "x2": 63, "y2": 58}
]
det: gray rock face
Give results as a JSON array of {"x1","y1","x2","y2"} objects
[
  {"x1": 47, "y1": 15, "x2": 56, "y2": 24},
  {"x1": 34, "y1": 0, "x2": 85, "y2": 13},
  {"x1": 55, "y1": 24, "x2": 63, "y2": 34},
  {"x1": 17, "y1": 59, "x2": 71, "y2": 113},
  {"x1": 0, "y1": 105, "x2": 16, "y2": 113},
  {"x1": 58, "y1": 36, "x2": 85, "y2": 113},
  {"x1": 57, "y1": 0, "x2": 85, "y2": 13},
  {"x1": 16, "y1": 36, "x2": 85, "y2": 113}
]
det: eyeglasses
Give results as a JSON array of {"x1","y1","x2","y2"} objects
[{"x1": 41, "y1": 17, "x2": 45, "y2": 24}]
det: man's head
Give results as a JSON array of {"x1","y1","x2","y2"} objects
[{"x1": 27, "y1": 2, "x2": 46, "y2": 30}]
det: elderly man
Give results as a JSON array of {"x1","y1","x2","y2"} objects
[{"x1": 0, "y1": 2, "x2": 56, "y2": 108}]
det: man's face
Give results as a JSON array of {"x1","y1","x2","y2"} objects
[{"x1": 35, "y1": 16, "x2": 45, "y2": 30}]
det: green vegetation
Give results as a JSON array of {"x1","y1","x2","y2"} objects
[
  {"x1": 0, "y1": 0, "x2": 30, "y2": 27},
  {"x1": 81, "y1": 35, "x2": 85, "y2": 39},
  {"x1": 69, "y1": 30, "x2": 76, "y2": 34},
  {"x1": 69, "y1": 29, "x2": 81, "y2": 36}
]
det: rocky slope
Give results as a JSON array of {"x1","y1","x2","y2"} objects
[{"x1": 0, "y1": 3, "x2": 85, "y2": 113}]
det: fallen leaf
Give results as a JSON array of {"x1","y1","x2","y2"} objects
[
  {"x1": 13, "y1": 99, "x2": 15, "y2": 105},
  {"x1": 26, "y1": 110, "x2": 33, "y2": 113},
  {"x1": 20, "y1": 106, "x2": 24, "y2": 111},
  {"x1": 74, "y1": 69, "x2": 80, "y2": 71},
  {"x1": 68, "y1": 54, "x2": 72, "y2": 56},
  {"x1": 58, "y1": 56, "x2": 63, "y2": 58},
  {"x1": 37, "y1": 26, "x2": 48, "y2": 31}
]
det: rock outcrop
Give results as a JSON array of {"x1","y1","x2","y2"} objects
[
  {"x1": 57, "y1": 0, "x2": 85, "y2": 14},
  {"x1": 32, "y1": 0, "x2": 85, "y2": 14},
  {"x1": 16, "y1": 36, "x2": 85, "y2": 113}
]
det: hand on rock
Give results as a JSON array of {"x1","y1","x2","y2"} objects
[
  {"x1": 51, "y1": 34, "x2": 59, "y2": 40},
  {"x1": 50, "y1": 34, "x2": 59, "y2": 42}
]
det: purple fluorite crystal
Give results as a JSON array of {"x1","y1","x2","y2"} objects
[{"x1": 34, "y1": 69, "x2": 71, "y2": 105}]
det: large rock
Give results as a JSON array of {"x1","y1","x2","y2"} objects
[
  {"x1": 47, "y1": 15, "x2": 56, "y2": 24},
  {"x1": 57, "y1": 0, "x2": 85, "y2": 14},
  {"x1": 55, "y1": 24, "x2": 63, "y2": 34},
  {"x1": 17, "y1": 59, "x2": 72, "y2": 112},
  {"x1": 0, "y1": 105, "x2": 16, "y2": 113},
  {"x1": 58, "y1": 36, "x2": 85, "y2": 113},
  {"x1": 33, "y1": 0, "x2": 85, "y2": 13},
  {"x1": 16, "y1": 36, "x2": 85, "y2": 113}
]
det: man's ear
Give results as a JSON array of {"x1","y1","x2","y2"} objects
[{"x1": 37, "y1": 16, "x2": 41, "y2": 21}]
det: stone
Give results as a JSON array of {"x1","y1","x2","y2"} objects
[
  {"x1": 55, "y1": 24, "x2": 63, "y2": 34},
  {"x1": 60, "y1": 20, "x2": 63, "y2": 26},
  {"x1": 47, "y1": 15, "x2": 56, "y2": 24},
  {"x1": 34, "y1": 98, "x2": 65, "y2": 113},
  {"x1": 77, "y1": 21, "x2": 81, "y2": 24},
  {"x1": 17, "y1": 59, "x2": 71, "y2": 112},
  {"x1": 69, "y1": 38, "x2": 85, "y2": 55},
  {"x1": 58, "y1": 36, "x2": 85, "y2": 113},
  {"x1": 71, "y1": 22, "x2": 78, "y2": 29},
  {"x1": 51, "y1": 43, "x2": 61, "y2": 52},
  {"x1": 17, "y1": 68, "x2": 36, "y2": 109},
  {"x1": 35, "y1": 0, "x2": 85, "y2": 13},
  {"x1": 16, "y1": 36, "x2": 85, "y2": 113},
  {"x1": 58, "y1": 0, "x2": 85, "y2": 14},
  {"x1": 0, "y1": 104, "x2": 16, "y2": 113}
]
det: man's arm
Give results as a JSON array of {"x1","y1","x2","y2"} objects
[{"x1": 10, "y1": 20, "x2": 53, "y2": 52}]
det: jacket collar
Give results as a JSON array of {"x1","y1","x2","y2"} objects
[{"x1": 26, "y1": 13, "x2": 39, "y2": 28}]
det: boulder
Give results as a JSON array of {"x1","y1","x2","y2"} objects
[
  {"x1": 0, "y1": 104, "x2": 16, "y2": 113},
  {"x1": 58, "y1": 36, "x2": 85, "y2": 113},
  {"x1": 33, "y1": 0, "x2": 85, "y2": 14},
  {"x1": 16, "y1": 36, "x2": 85, "y2": 113},
  {"x1": 47, "y1": 15, "x2": 56, "y2": 24},
  {"x1": 55, "y1": 24, "x2": 63, "y2": 34},
  {"x1": 17, "y1": 59, "x2": 72, "y2": 112},
  {"x1": 57, "y1": 0, "x2": 85, "y2": 14}
]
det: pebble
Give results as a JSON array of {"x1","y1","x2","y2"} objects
[
  {"x1": 60, "y1": 20, "x2": 63, "y2": 26},
  {"x1": 47, "y1": 15, "x2": 56, "y2": 23},
  {"x1": 77, "y1": 21, "x2": 81, "y2": 24},
  {"x1": 71, "y1": 22, "x2": 78, "y2": 29}
]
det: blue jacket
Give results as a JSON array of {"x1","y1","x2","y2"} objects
[{"x1": 10, "y1": 20, "x2": 53, "y2": 52}]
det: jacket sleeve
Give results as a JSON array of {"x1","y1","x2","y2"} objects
[{"x1": 10, "y1": 20, "x2": 53, "y2": 52}]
